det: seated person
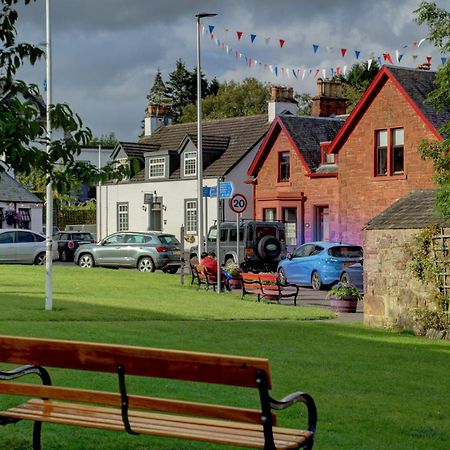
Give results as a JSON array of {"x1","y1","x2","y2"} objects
[{"x1": 200, "y1": 252, "x2": 232, "y2": 291}]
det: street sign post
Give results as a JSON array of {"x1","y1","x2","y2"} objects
[
  {"x1": 229, "y1": 194, "x2": 248, "y2": 263},
  {"x1": 219, "y1": 181, "x2": 233, "y2": 198}
]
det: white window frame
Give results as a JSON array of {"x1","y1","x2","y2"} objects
[
  {"x1": 117, "y1": 203, "x2": 129, "y2": 232},
  {"x1": 183, "y1": 151, "x2": 197, "y2": 177},
  {"x1": 148, "y1": 157, "x2": 166, "y2": 178},
  {"x1": 185, "y1": 199, "x2": 197, "y2": 234}
]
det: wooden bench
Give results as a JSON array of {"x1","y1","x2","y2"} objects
[
  {"x1": 0, "y1": 335, "x2": 316, "y2": 449},
  {"x1": 241, "y1": 273, "x2": 300, "y2": 306},
  {"x1": 195, "y1": 264, "x2": 226, "y2": 291}
]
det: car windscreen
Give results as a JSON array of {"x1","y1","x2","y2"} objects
[
  {"x1": 158, "y1": 235, "x2": 180, "y2": 245},
  {"x1": 255, "y1": 226, "x2": 277, "y2": 238},
  {"x1": 73, "y1": 233, "x2": 93, "y2": 240},
  {"x1": 328, "y1": 246, "x2": 363, "y2": 258}
]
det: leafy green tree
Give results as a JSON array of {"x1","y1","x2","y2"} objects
[
  {"x1": 165, "y1": 59, "x2": 192, "y2": 122},
  {"x1": 295, "y1": 93, "x2": 312, "y2": 116},
  {"x1": 88, "y1": 132, "x2": 119, "y2": 147},
  {"x1": 180, "y1": 78, "x2": 271, "y2": 123},
  {"x1": 0, "y1": 0, "x2": 127, "y2": 193},
  {"x1": 337, "y1": 61, "x2": 380, "y2": 112},
  {"x1": 415, "y1": 1, "x2": 450, "y2": 218}
]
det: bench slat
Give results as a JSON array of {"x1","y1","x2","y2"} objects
[
  {"x1": 0, "y1": 381, "x2": 270, "y2": 424},
  {"x1": 2, "y1": 399, "x2": 311, "y2": 449},
  {"x1": 0, "y1": 335, "x2": 271, "y2": 388}
]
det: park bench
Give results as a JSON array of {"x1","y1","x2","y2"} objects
[
  {"x1": 241, "y1": 273, "x2": 300, "y2": 306},
  {"x1": 0, "y1": 335, "x2": 317, "y2": 449},
  {"x1": 195, "y1": 264, "x2": 226, "y2": 291}
]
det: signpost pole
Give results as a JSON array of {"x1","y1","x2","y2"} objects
[
  {"x1": 216, "y1": 178, "x2": 221, "y2": 294},
  {"x1": 236, "y1": 212, "x2": 240, "y2": 264},
  {"x1": 180, "y1": 225, "x2": 185, "y2": 286}
]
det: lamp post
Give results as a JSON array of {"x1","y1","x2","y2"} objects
[
  {"x1": 45, "y1": 0, "x2": 53, "y2": 311},
  {"x1": 195, "y1": 12, "x2": 216, "y2": 254}
]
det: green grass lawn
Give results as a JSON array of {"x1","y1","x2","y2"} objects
[{"x1": 0, "y1": 266, "x2": 449, "y2": 450}]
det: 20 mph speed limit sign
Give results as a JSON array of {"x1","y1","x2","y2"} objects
[{"x1": 229, "y1": 193, "x2": 248, "y2": 214}]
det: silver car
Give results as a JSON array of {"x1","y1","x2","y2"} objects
[
  {"x1": 74, "y1": 231, "x2": 181, "y2": 273},
  {"x1": 0, "y1": 229, "x2": 58, "y2": 265}
]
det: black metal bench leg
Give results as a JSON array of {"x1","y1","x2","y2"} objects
[{"x1": 33, "y1": 421, "x2": 42, "y2": 450}]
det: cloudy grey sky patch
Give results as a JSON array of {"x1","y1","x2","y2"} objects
[{"x1": 13, "y1": 0, "x2": 446, "y2": 141}]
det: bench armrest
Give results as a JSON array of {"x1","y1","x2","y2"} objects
[
  {"x1": 0, "y1": 365, "x2": 51, "y2": 385},
  {"x1": 270, "y1": 391, "x2": 317, "y2": 434}
]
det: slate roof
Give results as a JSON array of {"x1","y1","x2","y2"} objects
[
  {"x1": 114, "y1": 142, "x2": 160, "y2": 158},
  {"x1": 365, "y1": 190, "x2": 450, "y2": 230},
  {"x1": 278, "y1": 115, "x2": 345, "y2": 170},
  {"x1": 138, "y1": 114, "x2": 270, "y2": 178},
  {"x1": 0, "y1": 171, "x2": 43, "y2": 203},
  {"x1": 388, "y1": 66, "x2": 450, "y2": 133}
]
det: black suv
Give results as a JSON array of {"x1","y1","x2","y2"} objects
[
  {"x1": 205, "y1": 220, "x2": 286, "y2": 273},
  {"x1": 53, "y1": 231, "x2": 95, "y2": 262}
]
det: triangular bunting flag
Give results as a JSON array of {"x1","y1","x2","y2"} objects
[
  {"x1": 292, "y1": 69, "x2": 298, "y2": 79},
  {"x1": 418, "y1": 38, "x2": 426, "y2": 48},
  {"x1": 302, "y1": 70, "x2": 307, "y2": 80},
  {"x1": 330, "y1": 68, "x2": 334, "y2": 76},
  {"x1": 314, "y1": 69, "x2": 320, "y2": 78},
  {"x1": 248, "y1": 58, "x2": 252, "y2": 67},
  {"x1": 367, "y1": 59, "x2": 373, "y2": 71},
  {"x1": 336, "y1": 67, "x2": 341, "y2": 75},
  {"x1": 412, "y1": 55, "x2": 418, "y2": 62},
  {"x1": 250, "y1": 34, "x2": 256, "y2": 43},
  {"x1": 313, "y1": 44, "x2": 319, "y2": 54},
  {"x1": 441, "y1": 56, "x2": 448, "y2": 65},
  {"x1": 237, "y1": 31, "x2": 243, "y2": 40},
  {"x1": 322, "y1": 69, "x2": 326, "y2": 78},
  {"x1": 210, "y1": 32, "x2": 214, "y2": 40},
  {"x1": 279, "y1": 39, "x2": 285, "y2": 48},
  {"x1": 377, "y1": 56, "x2": 382, "y2": 66},
  {"x1": 274, "y1": 66, "x2": 278, "y2": 77},
  {"x1": 383, "y1": 53, "x2": 393, "y2": 64},
  {"x1": 355, "y1": 50, "x2": 360, "y2": 60},
  {"x1": 208, "y1": 25, "x2": 215, "y2": 34},
  {"x1": 244, "y1": 56, "x2": 248, "y2": 64},
  {"x1": 395, "y1": 50, "x2": 400, "y2": 63},
  {"x1": 426, "y1": 56, "x2": 432, "y2": 64},
  {"x1": 341, "y1": 48, "x2": 347, "y2": 57},
  {"x1": 265, "y1": 37, "x2": 271, "y2": 45},
  {"x1": 343, "y1": 65, "x2": 348, "y2": 75},
  {"x1": 269, "y1": 65, "x2": 273, "y2": 73},
  {"x1": 398, "y1": 54, "x2": 403, "y2": 62}
]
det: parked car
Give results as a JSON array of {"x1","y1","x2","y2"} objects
[
  {"x1": 199, "y1": 220, "x2": 287, "y2": 273},
  {"x1": 0, "y1": 229, "x2": 58, "y2": 265},
  {"x1": 53, "y1": 231, "x2": 95, "y2": 262},
  {"x1": 277, "y1": 241, "x2": 363, "y2": 290},
  {"x1": 339, "y1": 259, "x2": 364, "y2": 293},
  {"x1": 74, "y1": 231, "x2": 181, "y2": 273}
]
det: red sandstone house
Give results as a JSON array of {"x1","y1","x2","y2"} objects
[{"x1": 249, "y1": 65, "x2": 448, "y2": 247}]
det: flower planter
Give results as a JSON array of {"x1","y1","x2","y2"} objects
[
  {"x1": 228, "y1": 276, "x2": 241, "y2": 290},
  {"x1": 329, "y1": 295, "x2": 358, "y2": 313}
]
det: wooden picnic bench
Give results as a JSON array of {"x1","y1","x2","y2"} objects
[
  {"x1": 0, "y1": 335, "x2": 317, "y2": 449},
  {"x1": 241, "y1": 273, "x2": 300, "y2": 306}
]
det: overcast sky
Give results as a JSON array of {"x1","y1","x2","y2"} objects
[{"x1": 14, "y1": 0, "x2": 447, "y2": 142}]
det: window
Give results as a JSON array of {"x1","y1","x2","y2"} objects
[
  {"x1": 185, "y1": 200, "x2": 197, "y2": 234},
  {"x1": 183, "y1": 151, "x2": 197, "y2": 176},
  {"x1": 117, "y1": 203, "x2": 129, "y2": 231},
  {"x1": 263, "y1": 208, "x2": 276, "y2": 221},
  {"x1": 104, "y1": 234, "x2": 125, "y2": 245},
  {"x1": 283, "y1": 208, "x2": 297, "y2": 246},
  {"x1": 376, "y1": 128, "x2": 404, "y2": 176},
  {"x1": 148, "y1": 157, "x2": 165, "y2": 178},
  {"x1": 0, "y1": 231, "x2": 14, "y2": 244},
  {"x1": 278, "y1": 152, "x2": 290, "y2": 181},
  {"x1": 16, "y1": 230, "x2": 35, "y2": 243},
  {"x1": 0, "y1": 208, "x2": 4, "y2": 228},
  {"x1": 18, "y1": 208, "x2": 31, "y2": 229},
  {"x1": 324, "y1": 152, "x2": 335, "y2": 164}
]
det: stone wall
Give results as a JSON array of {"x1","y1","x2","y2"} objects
[{"x1": 363, "y1": 228, "x2": 449, "y2": 330}]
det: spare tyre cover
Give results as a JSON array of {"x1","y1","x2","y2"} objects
[{"x1": 256, "y1": 235, "x2": 282, "y2": 259}]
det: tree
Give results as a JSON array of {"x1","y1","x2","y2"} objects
[
  {"x1": 338, "y1": 61, "x2": 380, "y2": 112},
  {"x1": 295, "y1": 93, "x2": 312, "y2": 116},
  {"x1": 88, "y1": 132, "x2": 119, "y2": 147},
  {"x1": 179, "y1": 78, "x2": 271, "y2": 123},
  {"x1": 146, "y1": 69, "x2": 169, "y2": 106},
  {"x1": 415, "y1": 1, "x2": 450, "y2": 218},
  {"x1": 165, "y1": 59, "x2": 192, "y2": 122},
  {"x1": 0, "y1": 0, "x2": 127, "y2": 194}
]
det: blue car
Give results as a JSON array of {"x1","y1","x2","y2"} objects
[
  {"x1": 339, "y1": 259, "x2": 364, "y2": 293},
  {"x1": 277, "y1": 241, "x2": 363, "y2": 290}
]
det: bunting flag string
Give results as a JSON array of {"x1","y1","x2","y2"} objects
[{"x1": 204, "y1": 24, "x2": 447, "y2": 84}]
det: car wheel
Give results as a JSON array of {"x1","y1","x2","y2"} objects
[
  {"x1": 278, "y1": 268, "x2": 287, "y2": 285},
  {"x1": 311, "y1": 271, "x2": 323, "y2": 290},
  {"x1": 138, "y1": 256, "x2": 155, "y2": 272},
  {"x1": 60, "y1": 250, "x2": 68, "y2": 262},
  {"x1": 340, "y1": 272, "x2": 350, "y2": 285},
  {"x1": 78, "y1": 254, "x2": 94, "y2": 269},
  {"x1": 34, "y1": 252, "x2": 46, "y2": 265},
  {"x1": 165, "y1": 267, "x2": 178, "y2": 274}
]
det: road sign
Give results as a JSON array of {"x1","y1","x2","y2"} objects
[
  {"x1": 229, "y1": 193, "x2": 248, "y2": 214},
  {"x1": 209, "y1": 186, "x2": 217, "y2": 198},
  {"x1": 202, "y1": 186, "x2": 211, "y2": 197},
  {"x1": 219, "y1": 181, "x2": 233, "y2": 198}
]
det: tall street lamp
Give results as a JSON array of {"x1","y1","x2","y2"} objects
[{"x1": 195, "y1": 12, "x2": 216, "y2": 254}]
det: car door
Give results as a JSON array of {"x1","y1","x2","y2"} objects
[
  {"x1": 15, "y1": 230, "x2": 42, "y2": 263},
  {"x1": 285, "y1": 244, "x2": 316, "y2": 284},
  {"x1": 0, "y1": 231, "x2": 16, "y2": 262},
  {"x1": 94, "y1": 234, "x2": 126, "y2": 265}
]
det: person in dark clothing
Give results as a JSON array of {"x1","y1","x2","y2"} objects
[{"x1": 199, "y1": 252, "x2": 232, "y2": 291}]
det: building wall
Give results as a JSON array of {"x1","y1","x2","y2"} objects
[
  {"x1": 336, "y1": 78, "x2": 436, "y2": 245},
  {"x1": 363, "y1": 227, "x2": 449, "y2": 330},
  {"x1": 254, "y1": 128, "x2": 339, "y2": 249}
]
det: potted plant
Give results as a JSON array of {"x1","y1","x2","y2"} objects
[
  {"x1": 326, "y1": 283, "x2": 363, "y2": 313},
  {"x1": 224, "y1": 260, "x2": 241, "y2": 289}
]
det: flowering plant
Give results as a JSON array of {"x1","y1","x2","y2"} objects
[
  {"x1": 326, "y1": 283, "x2": 363, "y2": 301},
  {"x1": 5, "y1": 209, "x2": 20, "y2": 226}
]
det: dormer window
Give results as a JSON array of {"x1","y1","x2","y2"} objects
[
  {"x1": 184, "y1": 151, "x2": 197, "y2": 177},
  {"x1": 324, "y1": 153, "x2": 335, "y2": 164},
  {"x1": 148, "y1": 157, "x2": 165, "y2": 178}
]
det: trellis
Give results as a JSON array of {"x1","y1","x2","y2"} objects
[{"x1": 431, "y1": 229, "x2": 450, "y2": 315}]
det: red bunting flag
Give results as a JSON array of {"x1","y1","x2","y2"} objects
[
  {"x1": 279, "y1": 39, "x2": 285, "y2": 48},
  {"x1": 383, "y1": 53, "x2": 393, "y2": 64},
  {"x1": 248, "y1": 58, "x2": 252, "y2": 67},
  {"x1": 210, "y1": 32, "x2": 214, "y2": 40},
  {"x1": 336, "y1": 67, "x2": 341, "y2": 75},
  {"x1": 426, "y1": 56, "x2": 432, "y2": 64},
  {"x1": 314, "y1": 69, "x2": 320, "y2": 78},
  {"x1": 341, "y1": 48, "x2": 347, "y2": 57},
  {"x1": 237, "y1": 31, "x2": 243, "y2": 40}
]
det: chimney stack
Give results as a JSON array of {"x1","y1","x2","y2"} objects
[
  {"x1": 311, "y1": 78, "x2": 346, "y2": 117},
  {"x1": 144, "y1": 103, "x2": 172, "y2": 136},
  {"x1": 268, "y1": 85, "x2": 299, "y2": 122}
]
